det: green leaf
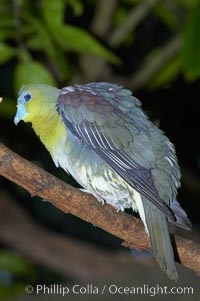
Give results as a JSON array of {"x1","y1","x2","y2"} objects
[
  {"x1": 0, "y1": 29, "x2": 14, "y2": 41},
  {"x1": 0, "y1": 43, "x2": 15, "y2": 64},
  {"x1": 42, "y1": 0, "x2": 66, "y2": 27},
  {"x1": 66, "y1": 0, "x2": 83, "y2": 16},
  {"x1": 0, "y1": 18, "x2": 14, "y2": 27},
  {"x1": 24, "y1": 16, "x2": 69, "y2": 80},
  {"x1": 175, "y1": 0, "x2": 198, "y2": 10},
  {"x1": 182, "y1": 4, "x2": 200, "y2": 80},
  {"x1": 0, "y1": 282, "x2": 26, "y2": 299},
  {"x1": 147, "y1": 55, "x2": 182, "y2": 89},
  {"x1": 14, "y1": 59, "x2": 56, "y2": 93},
  {"x1": 27, "y1": 34, "x2": 70, "y2": 80},
  {"x1": 154, "y1": 4, "x2": 179, "y2": 31},
  {"x1": 0, "y1": 98, "x2": 16, "y2": 119},
  {"x1": 51, "y1": 25, "x2": 120, "y2": 64},
  {"x1": 42, "y1": 0, "x2": 83, "y2": 26},
  {"x1": 0, "y1": 251, "x2": 32, "y2": 276},
  {"x1": 123, "y1": 0, "x2": 141, "y2": 4},
  {"x1": 0, "y1": 1, "x2": 12, "y2": 18},
  {"x1": 41, "y1": 0, "x2": 119, "y2": 63}
]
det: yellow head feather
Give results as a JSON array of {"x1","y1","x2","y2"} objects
[{"x1": 16, "y1": 84, "x2": 66, "y2": 155}]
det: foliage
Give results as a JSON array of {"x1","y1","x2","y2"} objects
[
  {"x1": 0, "y1": 0, "x2": 118, "y2": 91},
  {"x1": 0, "y1": 0, "x2": 199, "y2": 100},
  {"x1": 0, "y1": 250, "x2": 35, "y2": 298},
  {"x1": 0, "y1": 0, "x2": 200, "y2": 296},
  {"x1": 182, "y1": 2, "x2": 200, "y2": 80}
]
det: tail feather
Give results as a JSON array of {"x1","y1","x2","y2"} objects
[
  {"x1": 142, "y1": 197, "x2": 178, "y2": 281},
  {"x1": 170, "y1": 199, "x2": 192, "y2": 231}
]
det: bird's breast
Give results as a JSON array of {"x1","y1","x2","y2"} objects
[{"x1": 52, "y1": 135, "x2": 133, "y2": 211}]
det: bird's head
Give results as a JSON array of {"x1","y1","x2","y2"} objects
[
  {"x1": 14, "y1": 88, "x2": 32, "y2": 125},
  {"x1": 14, "y1": 84, "x2": 60, "y2": 125}
]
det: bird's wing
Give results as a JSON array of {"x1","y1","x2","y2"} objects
[{"x1": 56, "y1": 83, "x2": 174, "y2": 221}]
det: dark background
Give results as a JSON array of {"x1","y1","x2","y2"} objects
[{"x1": 0, "y1": 0, "x2": 200, "y2": 300}]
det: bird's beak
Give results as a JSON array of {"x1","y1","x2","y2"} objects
[{"x1": 14, "y1": 98, "x2": 26, "y2": 125}]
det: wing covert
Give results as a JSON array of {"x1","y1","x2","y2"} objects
[{"x1": 56, "y1": 83, "x2": 175, "y2": 221}]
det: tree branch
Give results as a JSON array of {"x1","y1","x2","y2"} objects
[
  {"x1": 109, "y1": 0, "x2": 161, "y2": 47},
  {"x1": 129, "y1": 34, "x2": 182, "y2": 90},
  {"x1": 91, "y1": 0, "x2": 119, "y2": 38},
  {"x1": 0, "y1": 143, "x2": 199, "y2": 276},
  {"x1": 73, "y1": 0, "x2": 118, "y2": 84}
]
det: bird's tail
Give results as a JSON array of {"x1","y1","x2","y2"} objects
[
  {"x1": 142, "y1": 197, "x2": 178, "y2": 281},
  {"x1": 170, "y1": 198, "x2": 192, "y2": 231}
]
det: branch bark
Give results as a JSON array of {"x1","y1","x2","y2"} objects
[
  {"x1": 109, "y1": 0, "x2": 161, "y2": 47},
  {"x1": 129, "y1": 34, "x2": 182, "y2": 90},
  {"x1": 0, "y1": 143, "x2": 199, "y2": 276},
  {"x1": 91, "y1": 0, "x2": 119, "y2": 38}
]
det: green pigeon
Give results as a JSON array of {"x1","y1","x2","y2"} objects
[{"x1": 14, "y1": 82, "x2": 191, "y2": 281}]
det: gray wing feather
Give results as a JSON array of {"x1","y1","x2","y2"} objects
[{"x1": 57, "y1": 83, "x2": 177, "y2": 221}]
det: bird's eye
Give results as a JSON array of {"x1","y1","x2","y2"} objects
[{"x1": 24, "y1": 93, "x2": 32, "y2": 102}]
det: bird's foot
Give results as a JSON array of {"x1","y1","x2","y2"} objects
[
  {"x1": 106, "y1": 200, "x2": 125, "y2": 212},
  {"x1": 115, "y1": 204, "x2": 125, "y2": 212},
  {"x1": 79, "y1": 189, "x2": 105, "y2": 205},
  {"x1": 79, "y1": 189, "x2": 125, "y2": 212}
]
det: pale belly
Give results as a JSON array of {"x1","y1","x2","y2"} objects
[{"x1": 51, "y1": 135, "x2": 145, "y2": 217}]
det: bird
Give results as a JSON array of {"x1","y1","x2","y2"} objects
[{"x1": 14, "y1": 82, "x2": 191, "y2": 281}]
